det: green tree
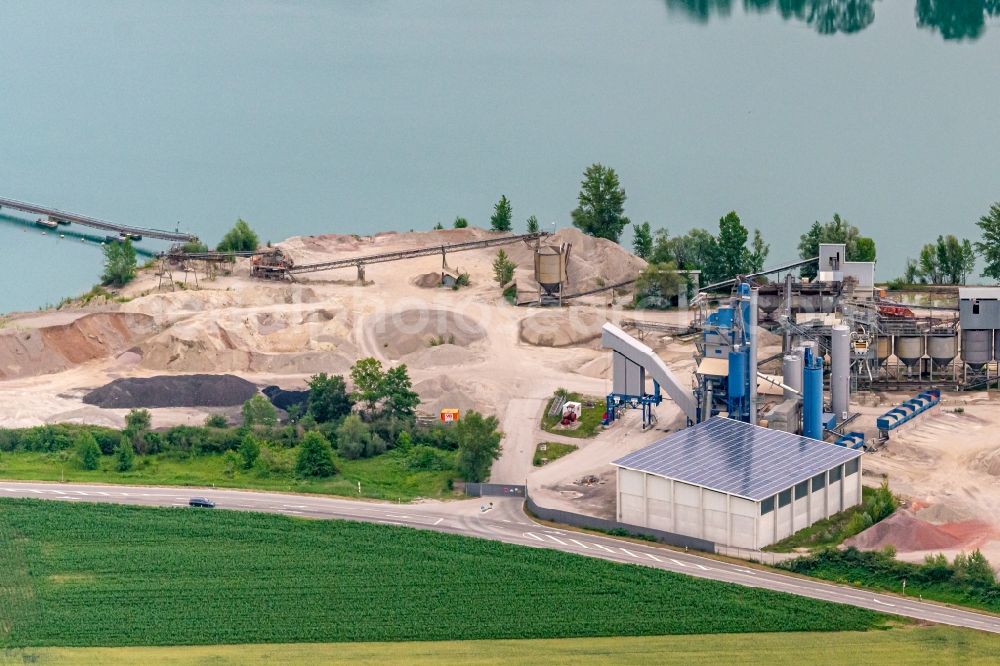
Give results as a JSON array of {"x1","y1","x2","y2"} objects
[
  {"x1": 242, "y1": 394, "x2": 277, "y2": 427},
  {"x1": 492, "y1": 249, "x2": 517, "y2": 286},
  {"x1": 306, "y1": 373, "x2": 353, "y2": 423},
  {"x1": 295, "y1": 431, "x2": 336, "y2": 477},
  {"x1": 490, "y1": 195, "x2": 513, "y2": 232},
  {"x1": 75, "y1": 431, "x2": 101, "y2": 471},
  {"x1": 748, "y1": 229, "x2": 770, "y2": 273},
  {"x1": 350, "y1": 358, "x2": 385, "y2": 415},
  {"x1": 921, "y1": 234, "x2": 976, "y2": 284},
  {"x1": 239, "y1": 433, "x2": 261, "y2": 469},
  {"x1": 798, "y1": 214, "x2": 876, "y2": 280},
  {"x1": 432, "y1": 222, "x2": 444, "y2": 230},
  {"x1": 454, "y1": 411, "x2": 503, "y2": 482},
  {"x1": 571, "y1": 163, "x2": 630, "y2": 243},
  {"x1": 632, "y1": 221, "x2": 653, "y2": 259},
  {"x1": 712, "y1": 211, "x2": 751, "y2": 281},
  {"x1": 917, "y1": 242, "x2": 942, "y2": 284},
  {"x1": 634, "y1": 261, "x2": 683, "y2": 309},
  {"x1": 115, "y1": 434, "x2": 135, "y2": 472},
  {"x1": 453, "y1": 216, "x2": 469, "y2": 229},
  {"x1": 854, "y1": 236, "x2": 877, "y2": 262},
  {"x1": 526, "y1": 215, "x2": 539, "y2": 234},
  {"x1": 125, "y1": 408, "x2": 151, "y2": 454},
  {"x1": 381, "y1": 364, "x2": 420, "y2": 420},
  {"x1": 101, "y1": 238, "x2": 138, "y2": 287},
  {"x1": 217, "y1": 218, "x2": 259, "y2": 253},
  {"x1": 975, "y1": 202, "x2": 1000, "y2": 280},
  {"x1": 652, "y1": 228, "x2": 718, "y2": 278},
  {"x1": 335, "y1": 414, "x2": 387, "y2": 460},
  {"x1": 204, "y1": 414, "x2": 228, "y2": 428}
]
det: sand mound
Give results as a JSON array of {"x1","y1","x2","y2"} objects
[
  {"x1": 402, "y1": 344, "x2": 482, "y2": 369},
  {"x1": 412, "y1": 272, "x2": 443, "y2": 288},
  {"x1": 413, "y1": 375, "x2": 487, "y2": 416},
  {"x1": 83, "y1": 374, "x2": 258, "y2": 408},
  {"x1": 575, "y1": 354, "x2": 611, "y2": 378},
  {"x1": 369, "y1": 308, "x2": 486, "y2": 359},
  {"x1": 917, "y1": 503, "x2": 974, "y2": 524},
  {"x1": 502, "y1": 227, "x2": 646, "y2": 293},
  {"x1": 138, "y1": 307, "x2": 357, "y2": 374},
  {"x1": 974, "y1": 447, "x2": 1000, "y2": 477},
  {"x1": 520, "y1": 310, "x2": 604, "y2": 347},
  {"x1": 844, "y1": 510, "x2": 961, "y2": 552},
  {"x1": 0, "y1": 312, "x2": 157, "y2": 380}
]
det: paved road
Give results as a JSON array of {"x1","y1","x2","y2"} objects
[{"x1": 2, "y1": 481, "x2": 998, "y2": 634}]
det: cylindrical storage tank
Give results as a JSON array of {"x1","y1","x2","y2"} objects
[
  {"x1": 782, "y1": 353, "x2": 803, "y2": 400},
  {"x1": 831, "y1": 325, "x2": 850, "y2": 421},
  {"x1": 728, "y1": 350, "x2": 747, "y2": 398},
  {"x1": 962, "y1": 329, "x2": 992, "y2": 370},
  {"x1": 534, "y1": 249, "x2": 566, "y2": 289},
  {"x1": 876, "y1": 335, "x2": 892, "y2": 368},
  {"x1": 895, "y1": 335, "x2": 925, "y2": 369},
  {"x1": 927, "y1": 334, "x2": 958, "y2": 369},
  {"x1": 802, "y1": 351, "x2": 824, "y2": 441}
]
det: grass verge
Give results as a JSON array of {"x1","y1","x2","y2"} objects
[
  {"x1": 0, "y1": 627, "x2": 995, "y2": 665},
  {"x1": 0, "y1": 449, "x2": 454, "y2": 501},
  {"x1": 541, "y1": 392, "x2": 604, "y2": 439},
  {"x1": 533, "y1": 441, "x2": 578, "y2": 466},
  {"x1": 0, "y1": 498, "x2": 891, "y2": 647}
]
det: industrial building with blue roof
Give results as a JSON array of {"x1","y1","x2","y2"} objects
[{"x1": 612, "y1": 417, "x2": 863, "y2": 550}]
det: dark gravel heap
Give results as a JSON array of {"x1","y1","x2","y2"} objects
[
  {"x1": 83, "y1": 374, "x2": 259, "y2": 409},
  {"x1": 263, "y1": 385, "x2": 309, "y2": 411}
]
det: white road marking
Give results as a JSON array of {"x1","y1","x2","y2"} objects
[
  {"x1": 567, "y1": 539, "x2": 590, "y2": 550},
  {"x1": 94, "y1": 492, "x2": 109, "y2": 496},
  {"x1": 433, "y1": 518, "x2": 443, "y2": 526},
  {"x1": 669, "y1": 558, "x2": 690, "y2": 568},
  {"x1": 619, "y1": 548, "x2": 640, "y2": 558},
  {"x1": 523, "y1": 532, "x2": 545, "y2": 542},
  {"x1": 873, "y1": 598, "x2": 896, "y2": 607},
  {"x1": 28, "y1": 489, "x2": 42, "y2": 493},
  {"x1": 590, "y1": 542, "x2": 617, "y2": 553},
  {"x1": 641, "y1": 551, "x2": 663, "y2": 562},
  {"x1": 282, "y1": 504, "x2": 308, "y2": 509},
  {"x1": 50, "y1": 490, "x2": 66, "y2": 495},
  {"x1": 543, "y1": 534, "x2": 567, "y2": 545},
  {"x1": 285, "y1": 510, "x2": 304, "y2": 515},
  {"x1": 53, "y1": 497, "x2": 80, "y2": 501}
]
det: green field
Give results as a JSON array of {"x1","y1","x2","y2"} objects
[
  {"x1": 541, "y1": 393, "x2": 604, "y2": 439},
  {"x1": 1, "y1": 627, "x2": 995, "y2": 665},
  {"x1": 533, "y1": 441, "x2": 578, "y2": 466},
  {"x1": 0, "y1": 498, "x2": 890, "y2": 647},
  {"x1": 0, "y1": 449, "x2": 454, "y2": 501}
]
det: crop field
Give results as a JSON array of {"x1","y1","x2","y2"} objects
[{"x1": 0, "y1": 498, "x2": 890, "y2": 647}]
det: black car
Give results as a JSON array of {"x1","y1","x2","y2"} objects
[{"x1": 189, "y1": 497, "x2": 215, "y2": 508}]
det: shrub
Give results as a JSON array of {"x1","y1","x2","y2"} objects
[
  {"x1": 75, "y1": 431, "x2": 102, "y2": 471},
  {"x1": 115, "y1": 435, "x2": 135, "y2": 472},
  {"x1": 205, "y1": 414, "x2": 228, "y2": 428},
  {"x1": 295, "y1": 431, "x2": 336, "y2": 478},
  {"x1": 239, "y1": 433, "x2": 261, "y2": 469}
]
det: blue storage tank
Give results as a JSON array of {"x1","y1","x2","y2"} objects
[{"x1": 802, "y1": 349, "x2": 824, "y2": 440}]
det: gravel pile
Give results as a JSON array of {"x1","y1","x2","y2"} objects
[
  {"x1": 263, "y1": 385, "x2": 309, "y2": 411},
  {"x1": 83, "y1": 374, "x2": 259, "y2": 409}
]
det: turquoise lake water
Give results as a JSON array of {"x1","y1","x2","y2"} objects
[{"x1": 1, "y1": 1, "x2": 998, "y2": 312}]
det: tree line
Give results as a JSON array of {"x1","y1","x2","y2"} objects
[{"x1": 1, "y1": 357, "x2": 504, "y2": 485}]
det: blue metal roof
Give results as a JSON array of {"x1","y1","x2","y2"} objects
[{"x1": 611, "y1": 417, "x2": 862, "y2": 501}]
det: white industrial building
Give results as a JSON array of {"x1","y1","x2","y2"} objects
[{"x1": 612, "y1": 417, "x2": 863, "y2": 549}]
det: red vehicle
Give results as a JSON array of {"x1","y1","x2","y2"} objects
[{"x1": 878, "y1": 304, "x2": 915, "y2": 318}]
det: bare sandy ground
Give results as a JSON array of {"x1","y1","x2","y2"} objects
[{"x1": 6, "y1": 225, "x2": 997, "y2": 573}]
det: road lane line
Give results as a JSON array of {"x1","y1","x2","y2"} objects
[
  {"x1": 589, "y1": 542, "x2": 617, "y2": 553},
  {"x1": 523, "y1": 532, "x2": 545, "y2": 542},
  {"x1": 641, "y1": 551, "x2": 663, "y2": 562},
  {"x1": 567, "y1": 539, "x2": 590, "y2": 550},
  {"x1": 669, "y1": 558, "x2": 690, "y2": 568},
  {"x1": 433, "y1": 518, "x2": 443, "y2": 526},
  {"x1": 543, "y1": 534, "x2": 567, "y2": 545}
]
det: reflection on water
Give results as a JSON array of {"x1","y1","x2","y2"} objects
[
  {"x1": 665, "y1": 0, "x2": 998, "y2": 40},
  {"x1": 917, "y1": 0, "x2": 1000, "y2": 40}
]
